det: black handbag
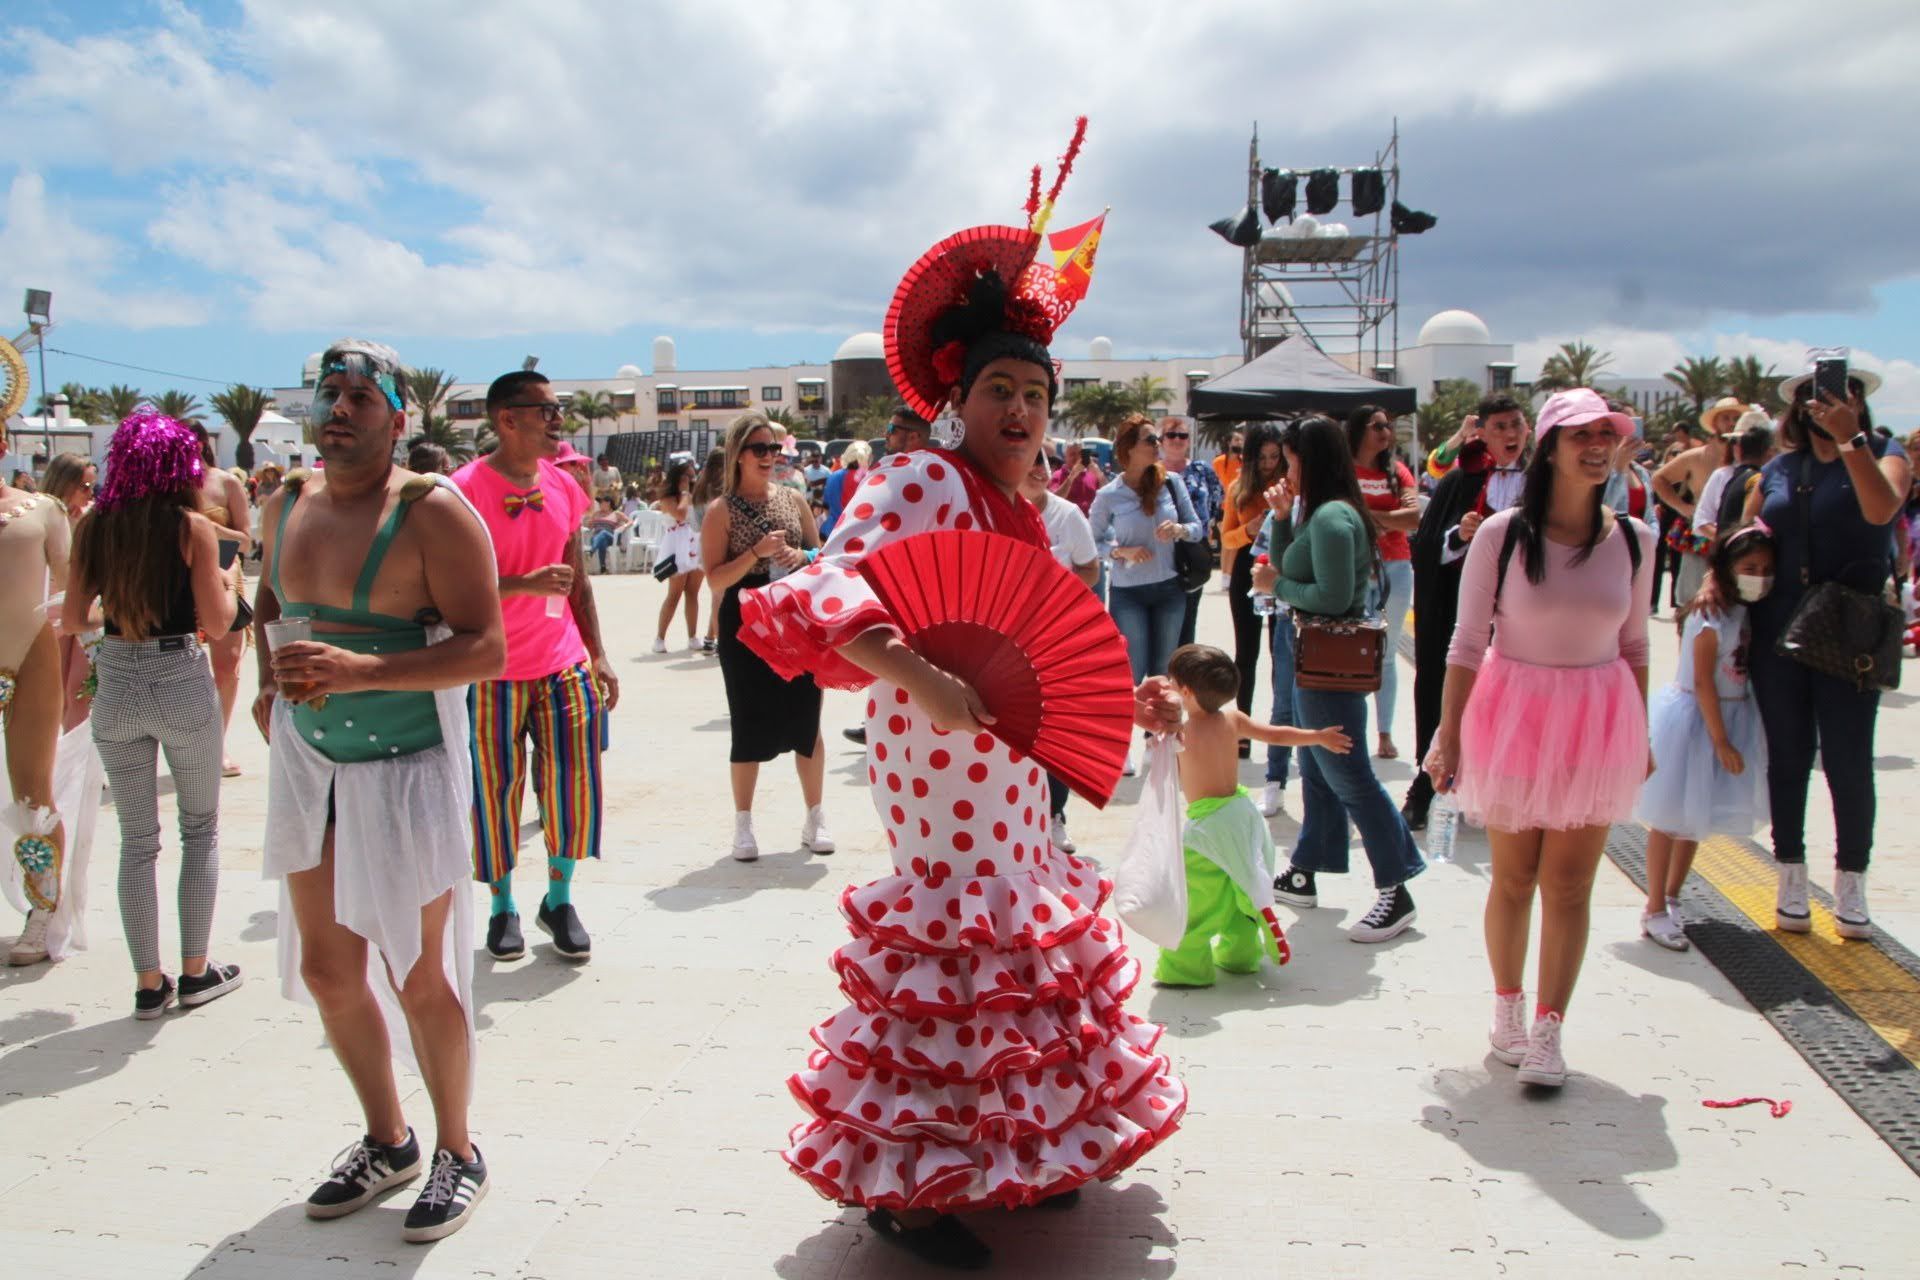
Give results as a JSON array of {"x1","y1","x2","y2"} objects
[
  {"x1": 1776, "y1": 453, "x2": 1904, "y2": 692},
  {"x1": 1168, "y1": 474, "x2": 1213, "y2": 591},
  {"x1": 652, "y1": 554, "x2": 679, "y2": 581}
]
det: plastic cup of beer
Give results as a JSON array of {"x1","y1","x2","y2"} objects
[{"x1": 265, "y1": 617, "x2": 326, "y2": 709}]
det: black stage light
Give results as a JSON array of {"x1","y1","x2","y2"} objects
[
  {"x1": 1261, "y1": 168, "x2": 1297, "y2": 223},
  {"x1": 1209, "y1": 204, "x2": 1263, "y2": 247},
  {"x1": 1305, "y1": 168, "x2": 1340, "y2": 215},
  {"x1": 1391, "y1": 200, "x2": 1437, "y2": 234},
  {"x1": 1350, "y1": 169, "x2": 1384, "y2": 217}
]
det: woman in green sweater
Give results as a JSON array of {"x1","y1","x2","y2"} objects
[{"x1": 1253, "y1": 416, "x2": 1426, "y2": 942}]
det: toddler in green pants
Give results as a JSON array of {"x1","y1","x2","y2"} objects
[{"x1": 1156, "y1": 644, "x2": 1350, "y2": 986}]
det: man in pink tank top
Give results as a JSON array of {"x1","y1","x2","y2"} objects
[{"x1": 452, "y1": 371, "x2": 618, "y2": 967}]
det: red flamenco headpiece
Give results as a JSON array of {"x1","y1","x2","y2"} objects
[{"x1": 885, "y1": 118, "x2": 1103, "y2": 423}]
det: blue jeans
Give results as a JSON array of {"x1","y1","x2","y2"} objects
[
  {"x1": 590, "y1": 528, "x2": 616, "y2": 572},
  {"x1": 1265, "y1": 613, "x2": 1297, "y2": 785},
  {"x1": 1289, "y1": 683, "x2": 1427, "y2": 889},
  {"x1": 1373, "y1": 558, "x2": 1413, "y2": 738},
  {"x1": 1109, "y1": 577, "x2": 1187, "y2": 683},
  {"x1": 1750, "y1": 625, "x2": 1879, "y2": 871}
]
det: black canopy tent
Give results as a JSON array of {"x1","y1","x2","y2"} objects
[{"x1": 1187, "y1": 336, "x2": 1416, "y2": 419}]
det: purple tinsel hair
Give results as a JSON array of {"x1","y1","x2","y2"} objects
[{"x1": 93, "y1": 408, "x2": 205, "y2": 512}]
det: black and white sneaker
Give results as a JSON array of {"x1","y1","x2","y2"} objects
[
  {"x1": 486, "y1": 911, "x2": 525, "y2": 961},
  {"x1": 306, "y1": 1129, "x2": 423, "y2": 1219},
  {"x1": 402, "y1": 1146, "x2": 489, "y2": 1243},
  {"x1": 133, "y1": 975, "x2": 175, "y2": 1020},
  {"x1": 178, "y1": 961, "x2": 243, "y2": 1008},
  {"x1": 1349, "y1": 884, "x2": 1417, "y2": 943},
  {"x1": 841, "y1": 726, "x2": 867, "y2": 746},
  {"x1": 536, "y1": 900, "x2": 591, "y2": 962},
  {"x1": 1273, "y1": 866, "x2": 1318, "y2": 908}
]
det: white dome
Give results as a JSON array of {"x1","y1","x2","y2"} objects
[
  {"x1": 1417, "y1": 309, "x2": 1492, "y2": 346},
  {"x1": 833, "y1": 331, "x2": 885, "y2": 362},
  {"x1": 615, "y1": 363, "x2": 644, "y2": 380},
  {"x1": 1089, "y1": 336, "x2": 1114, "y2": 360}
]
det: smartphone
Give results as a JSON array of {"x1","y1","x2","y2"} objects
[{"x1": 1813, "y1": 356, "x2": 1850, "y2": 403}]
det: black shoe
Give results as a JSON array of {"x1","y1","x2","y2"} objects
[
  {"x1": 133, "y1": 975, "x2": 175, "y2": 1021},
  {"x1": 486, "y1": 911, "x2": 525, "y2": 961},
  {"x1": 1401, "y1": 802, "x2": 1428, "y2": 833},
  {"x1": 1349, "y1": 883, "x2": 1417, "y2": 943},
  {"x1": 866, "y1": 1208, "x2": 991, "y2": 1270},
  {"x1": 842, "y1": 726, "x2": 867, "y2": 746},
  {"x1": 178, "y1": 961, "x2": 243, "y2": 1008},
  {"x1": 1274, "y1": 866, "x2": 1317, "y2": 908},
  {"x1": 306, "y1": 1129, "x2": 423, "y2": 1219},
  {"x1": 536, "y1": 899, "x2": 591, "y2": 962},
  {"x1": 402, "y1": 1146, "x2": 489, "y2": 1243}
]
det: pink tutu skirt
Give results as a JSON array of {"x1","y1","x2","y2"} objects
[{"x1": 1457, "y1": 650, "x2": 1647, "y2": 833}]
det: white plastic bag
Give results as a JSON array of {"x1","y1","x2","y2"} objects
[{"x1": 1113, "y1": 733, "x2": 1188, "y2": 951}]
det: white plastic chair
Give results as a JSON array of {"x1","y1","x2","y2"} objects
[{"x1": 625, "y1": 510, "x2": 668, "y2": 573}]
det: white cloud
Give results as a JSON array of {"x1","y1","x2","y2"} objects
[
  {"x1": 3, "y1": 0, "x2": 1918, "y2": 361},
  {"x1": 0, "y1": 172, "x2": 209, "y2": 329}
]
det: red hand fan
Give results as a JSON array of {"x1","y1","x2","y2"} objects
[{"x1": 856, "y1": 529, "x2": 1135, "y2": 807}]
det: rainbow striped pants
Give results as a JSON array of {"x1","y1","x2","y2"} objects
[{"x1": 468, "y1": 661, "x2": 603, "y2": 883}]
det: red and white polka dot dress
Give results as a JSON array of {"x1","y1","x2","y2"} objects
[{"x1": 740, "y1": 450, "x2": 1186, "y2": 1211}]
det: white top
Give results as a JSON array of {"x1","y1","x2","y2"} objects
[
  {"x1": 1693, "y1": 465, "x2": 1734, "y2": 534},
  {"x1": 1674, "y1": 606, "x2": 1751, "y2": 702},
  {"x1": 1038, "y1": 490, "x2": 1098, "y2": 569}
]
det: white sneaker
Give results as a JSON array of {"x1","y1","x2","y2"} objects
[
  {"x1": 1666, "y1": 896, "x2": 1686, "y2": 928},
  {"x1": 1775, "y1": 862, "x2": 1811, "y2": 933},
  {"x1": 1834, "y1": 870, "x2": 1872, "y2": 939},
  {"x1": 1641, "y1": 908, "x2": 1689, "y2": 951},
  {"x1": 651, "y1": 637, "x2": 668, "y2": 654},
  {"x1": 687, "y1": 636, "x2": 702, "y2": 652},
  {"x1": 1489, "y1": 992, "x2": 1528, "y2": 1066},
  {"x1": 801, "y1": 806, "x2": 834, "y2": 855},
  {"x1": 8, "y1": 910, "x2": 49, "y2": 966},
  {"x1": 1516, "y1": 1012, "x2": 1566, "y2": 1087},
  {"x1": 1052, "y1": 813, "x2": 1076, "y2": 854},
  {"x1": 1122, "y1": 753, "x2": 1137, "y2": 778},
  {"x1": 1259, "y1": 782, "x2": 1282, "y2": 818},
  {"x1": 731, "y1": 811, "x2": 759, "y2": 862}
]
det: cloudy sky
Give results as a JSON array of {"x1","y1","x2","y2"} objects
[{"x1": 5, "y1": 0, "x2": 1918, "y2": 424}]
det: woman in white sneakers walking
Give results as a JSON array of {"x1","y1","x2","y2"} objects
[{"x1": 1425, "y1": 390, "x2": 1655, "y2": 1088}]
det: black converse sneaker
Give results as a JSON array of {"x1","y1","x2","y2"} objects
[
  {"x1": 486, "y1": 911, "x2": 525, "y2": 961},
  {"x1": 1349, "y1": 884, "x2": 1417, "y2": 943},
  {"x1": 178, "y1": 961, "x2": 243, "y2": 1008},
  {"x1": 402, "y1": 1146, "x2": 489, "y2": 1243},
  {"x1": 306, "y1": 1129, "x2": 423, "y2": 1219},
  {"x1": 1273, "y1": 866, "x2": 1318, "y2": 908},
  {"x1": 133, "y1": 975, "x2": 176, "y2": 1020},
  {"x1": 536, "y1": 900, "x2": 591, "y2": 961}
]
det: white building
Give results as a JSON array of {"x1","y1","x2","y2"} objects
[{"x1": 1387, "y1": 309, "x2": 1518, "y2": 401}]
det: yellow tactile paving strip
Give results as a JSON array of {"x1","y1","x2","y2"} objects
[{"x1": 1692, "y1": 835, "x2": 1920, "y2": 1066}]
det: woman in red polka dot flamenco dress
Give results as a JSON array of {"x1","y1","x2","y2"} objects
[{"x1": 737, "y1": 124, "x2": 1185, "y2": 1270}]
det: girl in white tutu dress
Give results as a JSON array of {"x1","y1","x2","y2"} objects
[{"x1": 1634, "y1": 526, "x2": 1775, "y2": 950}]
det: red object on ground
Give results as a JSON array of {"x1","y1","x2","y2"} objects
[
  {"x1": 1702, "y1": 1096, "x2": 1793, "y2": 1118},
  {"x1": 855, "y1": 529, "x2": 1134, "y2": 807}
]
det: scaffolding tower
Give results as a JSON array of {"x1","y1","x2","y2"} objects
[{"x1": 1239, "y1": 122, "x2": 1401, "y2": 374}]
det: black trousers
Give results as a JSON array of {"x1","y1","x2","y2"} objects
[
  {"x1": 1750, "y1": 626, "x2": 1881, "y2": 871},
  {"x1": 1178, "y1": 585, "x2": 1204, "y2": 648},
  {"x1": 1401, "y1": 602, "x2": 1452, "y2": 820},
  {"x1": 1227, "y1": 548, "x2": 1268, "y2": 717}
]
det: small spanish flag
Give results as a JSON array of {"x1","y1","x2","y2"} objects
[{"x1": 1048, "y1": 211, "x2": 1107, "y2": 303}]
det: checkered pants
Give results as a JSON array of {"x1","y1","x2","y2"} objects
[{"x1": 91, "y1": 637, "x2": 224, "y2": 974}]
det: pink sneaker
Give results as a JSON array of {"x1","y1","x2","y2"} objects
[
  {"x1": 1517, "y1": 1012, "x2": 1566, "y2": 1087},
  {"x1": 1489, "y1": 993, "x2": 1528, "y2": 1066}
]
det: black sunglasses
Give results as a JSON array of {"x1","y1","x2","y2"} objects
[
  {"x1": 1137, "y1": 434, "x2": 1161, "y2": 447},
  {"x1": 505, "y1": 401, "x2": 564, "y2": 423},
  {"x1": 1162, "y1": 430, "x2": 1190, "y2": 441},
  {"x1": 742, "y1": 441, "x2": 783, "y2": 458},
  {"x1": 1227, "y1": 445, "x2": 1243, "y2": 455}
]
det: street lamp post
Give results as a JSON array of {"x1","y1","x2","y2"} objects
[{"x1": 23, "y1": 289, "x2": 51, "y2": 418}]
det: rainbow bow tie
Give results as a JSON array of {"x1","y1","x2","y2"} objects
[{"x1": 504, "y1": 489, "x2": 545, "y2": 518}]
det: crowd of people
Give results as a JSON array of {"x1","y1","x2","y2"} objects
[{"x1": 4, "y1": 255, "x2": 1919, "y2": 1270}]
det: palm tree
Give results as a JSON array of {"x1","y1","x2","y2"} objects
[
  {"x1": 1415, "y1": 378, "x2": 1484, "y2": 452},
  {"x1": 208, "y1": 384, "x2": 276, "y2": 471},
  {"x1": 406, "y1": 418, "x2": 476, "y2": 464},
  {"x1": 96, "y1": 383, "x2": 147, "y2": 424},
  {"x1": 1127, "y1": 374, "x2": 1174, "y2": 412},
  {"x1": 1533, "y1": 341, "x2": 1613, "y2": 392},
  {"x1": 844, "y1": 396, "x2": 897, "y2": 440},
  {"x1": 1724, "y1": 354, "x2": 1782, "y2": 413},
  {"x1": 564, "y1": 390, "x2": 615, "y2": 458},
  {"x1": 403, "y1": 367, "x2": 457, "y2": 429},
  {"x1": 152, "y1": 389, "x2": 204, "y2": 423},
  {"x1": 1662, "y1": 356, "x2": 1726, "y2": 416},
  {"x1": 1058, "y1": 382, "x2": 1138, "y2": 436},
  {"x1": 763, "y1": 406, "x2": 808, "y2": 436}
]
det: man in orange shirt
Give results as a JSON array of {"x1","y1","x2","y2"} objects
[{"x1": 1210, "y1": 428, "x2": 1245, "y2": 589}]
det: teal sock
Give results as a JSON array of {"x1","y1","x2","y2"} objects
[
  {"x1": 544, "y1": 857, "x2": 575, "y2": 911},
  {"x1": 490, "y1": 877, "x2": 515, "y2": 918}
]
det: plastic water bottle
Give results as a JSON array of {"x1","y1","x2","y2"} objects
[
  {"x1": 1426, "y1": 793, "x2": 1457, "y2": 864},
  {"x1": 1251, "y1": 554, "x2": 1276, "y2": 616}
]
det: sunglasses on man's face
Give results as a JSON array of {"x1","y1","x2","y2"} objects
[
  {"x1": 505, "y1": 401, "x2": 564, "y2": 423},
  {"x1": 742, "y1": 441, "x2": 782, "y2": 458}
]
